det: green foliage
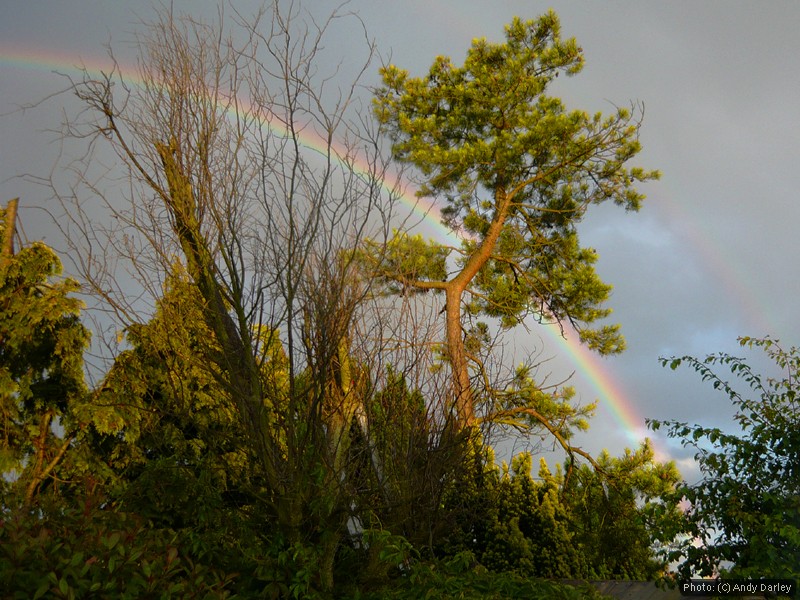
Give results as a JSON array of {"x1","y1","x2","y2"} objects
[
  {"x1": 490, "y1": 364, "x2": 595, "y2": 437},
  {"x1": 560, "y1": 441, "x2": 682, "y2": 579},
  {"x1": 373, "y1": 11, "x2": 659, "y2": 352},
  {"x1": 440, "y1": 441, "x2": 679, "y2": 583},
  {"x1": 0, "y1": 230, "x2": 89, "y2": 504},
  {"x1": 89, "y1": 267, "x2": 250, "y2": 494},
  {"x1": 86, "y1": 268, "x2": 295, "y2": 592},
  {"x1": 360, "y1": 555, "x2": 607, "y2": 600},
  {"x1": 0, "y1": 238, "x2": 259, "y2": 597},
  {"x1": 0, "y1": 494, "x2": 238, "y2": 599},
  {"x1": 362, "y1": 230, "x2": 449, "y2": 294},
  {"x1": 481, "y1": 455, "x2": 584, "y2": 578},
  {"x1": 651, "y1": 337, "x2": 800, "y2": 579},
  {"x1": 359, "y1": 368, "x2": 438, "y2": 542}
]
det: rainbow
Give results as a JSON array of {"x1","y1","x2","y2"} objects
[
  {"x1": 395, "y1": 199, "x2": 657, "y2": 456},
  {"x1": 0, "y1": 46, "x2": 117, "y2": 85},
  {"x1": 2, "y1": 44, "x2": 663, "y2": 459},
  {"x1": 652, "y1": 187, "x2": 776, "y2": 337}
]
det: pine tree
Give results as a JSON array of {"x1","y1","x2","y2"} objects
[{"x1": 369, "y1": 12, "x2": 658, "y2": 428}]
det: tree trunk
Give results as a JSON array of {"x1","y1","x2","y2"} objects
[
  {"x1": 443, "y1": 186, "x2": 512, "y2": 430},
  {"x1": 318, "y1": 529, "x2": 340, "y2": 594},
  {"x1": 1, "y1": 198, "x2": 19, "y2": 265},
  {"x1": 446, "y1": 285, "x2": 474, "y2": 428}
]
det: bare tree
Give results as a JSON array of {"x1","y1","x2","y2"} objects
[{"x1": 46, "y1": 2, "x2": 422, "y2": 591}]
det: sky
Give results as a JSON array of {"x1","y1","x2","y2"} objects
[{"x1": 2, "y1": 1, "x2": 799, "y2": 480}]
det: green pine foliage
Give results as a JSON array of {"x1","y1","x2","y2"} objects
[
  {"x1": 560, "y1": 441, "x2": 682, "y2": 579},
  {"x1": 371, "y1": 11, "x2": 659, "y2": 354}
]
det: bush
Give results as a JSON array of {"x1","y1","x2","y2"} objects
[
  {"x1": 358, "y1": 553, "x2": 607, "y2": 600},
  {"x1": 0, "y1": 498, "x2": 237, "y2": 599},
  {"x1": 652, "y1": 337, "x2": 800, "y2": 578}
]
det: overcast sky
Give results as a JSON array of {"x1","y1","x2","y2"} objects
[{"x1": 2, "y1": 1, "x2": 799, "y2": 479}]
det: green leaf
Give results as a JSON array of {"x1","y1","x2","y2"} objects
[
  {"x1": 660, "y1": 336, "x2": 800, "y2": 580},
  {"x1": 106, "y1": 532, "x2": 121, "y2": 550},
  {"x1": 32, "y1": 581, "x2": 50, "y2": 600},
  {"x1": 373, "y1": 10, "x2": 657, "y2": 426}
]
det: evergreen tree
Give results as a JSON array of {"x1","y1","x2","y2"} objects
[
  {"x1": 440, "y1": 442, "x2": 680, "y2": 581},
  {"x1": 0, "y1": 203, "x2": 89, "y2": 506},
  {"x1": 560, "y1": 441, "x2": 681, "y2": 579},
  {"x1": 369, "y1": 12, "x2": 659, "y2": 427},
  {"x1": 91, "y1": 267, "x2": 261, "y2": 530},
  {"x1": 482, "y1": 454, "x2": 584, "y2": 578}
]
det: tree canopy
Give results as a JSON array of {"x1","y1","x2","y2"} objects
[
  {"x1": 370, "y1": 12, "x2": 659, "y2": 428},
  {"x1": 1, "y1": 203, "x2": 89, "y2": 506},
  {"x1": 652, "y1": 337, "x2": 800, "y2": 580}
]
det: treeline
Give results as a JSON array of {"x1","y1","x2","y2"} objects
[
  {"x1": 2, "y1": 210, "x2": 678, "y2": 596},
  {"x1": 2, "y1": 2, "x2": 798, "y2": 597}
]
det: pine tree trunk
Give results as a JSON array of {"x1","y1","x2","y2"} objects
[{"x1": 446, "y1": 285, "x2": 474, "y2": 428}]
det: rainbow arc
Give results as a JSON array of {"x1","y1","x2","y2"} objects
[{"x1": 3, "y1": 44, "x2": 680, "y2": 460}]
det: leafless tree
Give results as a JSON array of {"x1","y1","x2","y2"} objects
[
  {"x1": 42, "y1": 1, "x2": 479, "y2": 590},
  {"x1": 47, "y1": 0, "x2": 375, "y2": 588}
]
